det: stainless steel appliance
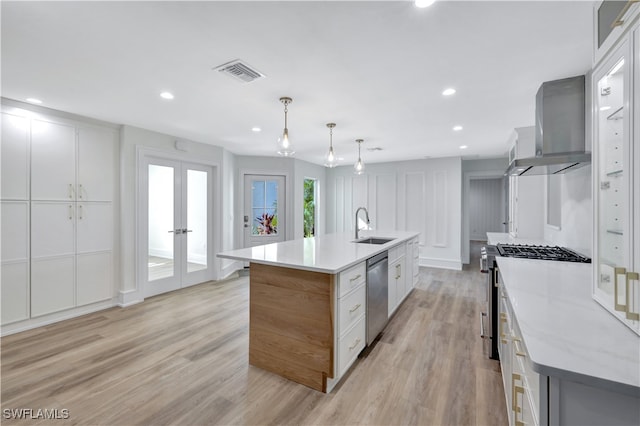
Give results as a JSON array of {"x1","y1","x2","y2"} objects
[
  {"x1": 506, "y1": 75, "x2": 591, "y2": 176},
  {"x1": 480, "y1": 245, "x2": 500, "y2": 360},
  {"x1": 480, "y1": 243, "x2": 591, "y2": 360},
  {"x1": 366, "y1": 251, "x2": 388, "y2": 345}
]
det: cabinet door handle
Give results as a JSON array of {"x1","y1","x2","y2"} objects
[
  {"x1": 614, "y1": 267, "x2": 627, "y2": 312},
  {"x1": 78, "y1": 183, "x2": 83, "y2": 199},
  {"x1": 626, "y1": 272, "x2": 640, "y2": 320},
  {"x1": 349, "y1": 303, "x2": 361, "y2": 313},
  {"x1": 78, "y1": 204, "x2": 83, "y2": 220},
  {"x1": 612, "y1": 0, "x2": 639, "y2": 28},
  {"x1": 349, "y1": 338, "x2": 361, "y2": 351},
  {"x1": 350, "y1": 274, "x2": 361, "y2": 282},
  {"x1": 68, "y1": 204, "x2": 73, "y2": 220},
  {"x1": 500, "y1": 313, "x2": 508, "y2": 344},
  {"x1": 68, "y1": 183, "x2": 75, "y2": 199}
]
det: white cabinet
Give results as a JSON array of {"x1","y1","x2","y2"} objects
[
  {"x1": 408, "y1": 236, "x2": 419, "y2": 288},
  {"x1": 388, "y1": 242, "x2": 409, "y2": 317},
  {"x1": 0, "y1": 107, "x2": 118, "y2": 326},
  {"x1": 334, "y1": 261, "x2": 366, "y2": 380},
  {"x1": 1, "y1": 113, "x2": 30, "y2": 200},
  {"x1": 593, "y1": 0, "x2": 640, "y2": 65},
  {"x1": 593, "y1": 20, "x2": 640, "y2": 335},
  {"x1": 31, "y1": 119, "x2": 76, "y2": 202},
  {"x1": 0, "y1": 201, "x2": 30, "y2": 324}
]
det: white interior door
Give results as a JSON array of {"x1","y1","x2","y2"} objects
[
  {"x1": 145, "y1": 159, "x2": 212, "y2": 298},
  {"x1": 244, "y1": 175, "x2": 286, "y2": 248}
]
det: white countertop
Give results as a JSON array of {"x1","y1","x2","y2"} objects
[
  {"x1": 217, "y1": 231, "x2": 419, "y2": 274},
  {"x1": 486, "y1": 232, "x2": 549, "y2": 246},
  {"x1": 496, "y1": 256, "x2": 640, "y2": 396}
]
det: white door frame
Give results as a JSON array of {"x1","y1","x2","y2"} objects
[
  {"x1": 462, "y1": 170, "x2": 505, "y2": 264},
  {"x1": 136, "y1": 146, "x2": 220, "y2": 300}
]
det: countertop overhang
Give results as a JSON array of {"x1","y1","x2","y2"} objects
[
  {"x1": 217, "y1": 231, "x2": 420, "y2": 274},
  {"x1": 497, "y1": 256, "x2": 640, "y2": 396}
]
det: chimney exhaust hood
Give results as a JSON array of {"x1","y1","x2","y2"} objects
[{"x1": 506, "y1": 75, "x2": 591, "y2": 176}]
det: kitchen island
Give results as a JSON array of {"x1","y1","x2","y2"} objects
[{"x1": 217, "y1": 231, "x2": 420, "y2": 393}]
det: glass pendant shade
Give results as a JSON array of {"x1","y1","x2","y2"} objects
[
  {"x1": 277, "y1": 97, "x2": 295, "y2": 156},
  {"x1": 324, "y1": 123, "x2": 337, "y2": 168},
  {"x1": 353, "y1": 139, "x2": 365, "y2": 175}
]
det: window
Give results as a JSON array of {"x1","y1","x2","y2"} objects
[{"x1": 303, "y1": 178, "x2": 316, "y2": 237}]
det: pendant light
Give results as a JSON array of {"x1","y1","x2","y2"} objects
[
  {"x1": 354, "y1": 139, "x2": 365, "y2": 175},
  {"x1": 277, "y1": 96, "x2": 295, "y2": 156},
  {"x1": 325, "y1": 123, "x2": 337, "y2": 168}
]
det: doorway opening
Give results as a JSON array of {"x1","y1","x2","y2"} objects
[{"x1": 303, "y1": 178, "x2": 317, "y2": 237}]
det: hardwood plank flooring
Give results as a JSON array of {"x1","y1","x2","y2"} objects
[{"x1": 1, "y1": 241, "x2": 507, "y2": 425}]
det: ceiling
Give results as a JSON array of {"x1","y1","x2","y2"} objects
[{"x1": 1, "y1": 1, "x2": 593, "y2": 166}]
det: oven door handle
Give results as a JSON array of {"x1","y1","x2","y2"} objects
[{"x1": 480, "y1": 312, "x2": 488, "y2": 339}]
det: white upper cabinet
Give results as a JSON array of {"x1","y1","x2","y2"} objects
[
  {"x1": 1, "y1": 113, "x2": 30, "y2": 200},
  {"x1": 594, "y1": 0, "x2": 640, "y2": 65},
  {"x1": 78, "y1": 127, "x2": 116, "y2": 202},
  {"x1": 592, "y1": 20, "x2": 640, "y2": 335},
  {"x1": 31, "y1": 119, "x2": 76, "y2": 201}
]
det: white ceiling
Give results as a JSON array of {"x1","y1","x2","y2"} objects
[{"x1": 1, "y1": 1, "x2": 593, "y2": 166}]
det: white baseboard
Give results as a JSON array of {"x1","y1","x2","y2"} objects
[
  {"x1": 118, "y1": 289, "x2": 143, "y2": 307},
  {"x1": 419, "y1": 257, "x2": 463, "y2": 271},
  {"x1": 221, "y1": 260, "x2": 243, "y2": 280},
  {"x1": 1, "y1": 299, "x2": 115, "y2": 336}
]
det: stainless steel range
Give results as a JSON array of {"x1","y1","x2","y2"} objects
[{"x1": 480, "y1": 243, "x2": 591, "y2": 360}]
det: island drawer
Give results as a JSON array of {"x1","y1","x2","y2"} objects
[
  {"x1": 338, "y1": 317, "x2": 366, "y2": 377},
  {"x1": 338, "y1": 261, "x2": 366, "y2": 297},
  {"x1": 338, "y1": 283, "x2": 366, "y2": 336},
  {"x1": 389, "y1": 244, "x2": 406, "y2": 263}
]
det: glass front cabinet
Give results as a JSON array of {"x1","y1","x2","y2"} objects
[{"x1": 592, "y1": 19, "x2": 640, "y2": 335}]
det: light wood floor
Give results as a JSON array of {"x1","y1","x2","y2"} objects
[{"x1": 1, "y1": 242, "x2": 507, "y2": 425}]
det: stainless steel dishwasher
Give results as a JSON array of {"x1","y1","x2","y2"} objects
[{"x1": 366, "y1": 251, "x2": 389, "y2": 345}]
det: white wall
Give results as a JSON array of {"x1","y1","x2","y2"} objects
[
  {"x1": 327, "y1": 157, "x2": 463, "y2": 270},
  {"x1": 544, "y1": 165, "x2": 592, "y2": 256},
  {"x1": 469, "y1": 178, "x2": 504, "y2": 240}
]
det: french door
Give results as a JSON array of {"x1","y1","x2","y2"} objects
[
  {"x1": 244, "y1": 174, "x2": 286, "y2": 248},
  {"x1": 145, "y1": 158, "x2": 212, "y2": 298}
]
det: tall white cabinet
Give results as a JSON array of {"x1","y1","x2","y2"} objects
[
  {"x1": 1, "y1": 105, "x2": 118, "y2": 328},
  {"x1": 592, "y1": 9, "x2": 640, "y2": 335}
]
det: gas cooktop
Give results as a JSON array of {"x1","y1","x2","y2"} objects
[{"x1": 496, "y1": 244, "x2": 591, "y2": 263}]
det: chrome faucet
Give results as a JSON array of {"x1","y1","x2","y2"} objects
[{"x1": 354, "y1": 207, "x2": 370, "y2": 239}]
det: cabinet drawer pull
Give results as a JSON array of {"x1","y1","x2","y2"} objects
[
  {"x1": 513, "y1": 337, "x2": 526, "y2": 357},
  {"x1": 500, "y1": 314, "x2": 508, "y2": 344},
  {"x1": 349, "y1": 303, "x2": 361, "y2": 313},
  {"x1": 626, "y1": 272, "x2": 640, "y2": 320},
  {"x1": 349, "y1": 338, "x2": 361, "y2": 351},
  {"x1": 349, "y1": 274, "x2": 362, "y2": 283},
  {"x1": 614, "y1": 267, "x2": 627, "y2": 312}
]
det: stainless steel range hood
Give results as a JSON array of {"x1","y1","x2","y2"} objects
[{"x1": 507, "y1": 75, "x2": 591, "y2": 176}]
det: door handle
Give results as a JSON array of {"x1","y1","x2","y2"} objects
[
  {"x1": 168, "y1": 229, "x2": 183, "y2": 234},
  {"x1": 182, "y1": 229, "x2": 193, "y2": 233}
]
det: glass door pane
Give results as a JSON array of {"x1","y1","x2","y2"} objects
[
  {"x1": 186, "y1": 169, "x2": 207, "y2": 274},
  {"x1": 148, "y1": 164, "x2": 176, "y2": 281},
  {"x1": 596, "y1": 49, "x2": 628, "y2": 303}
]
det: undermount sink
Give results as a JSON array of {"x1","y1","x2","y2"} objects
[{"x1": 353, "y1": 237, "x2": 395, "y2": 245}]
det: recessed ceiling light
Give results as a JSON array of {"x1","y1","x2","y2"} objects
[
  {"x1": 160, "y1": 92, "x2": 174, "y2": 100},
  {"x1": 442, "y1": 88, "x2": 456, "y2": 96},
  {"x1": 459, "y1": 145, "x2": 468, "y2": 150},
  {"x1": 26, "y1": 98, "x2": 43, "y2": 104},
  {"x1": 599, "y1": 106, "x2": 611, "y2": 111},
  {"x1": 415, "y1": 0, "x2": 436, "y2": 8},
  {"x1": 252, "y1": 127, "x2": 261, "y2": 132},
  {"x1": 453, "y1": 125, "x2": 463, "y2": 131}
]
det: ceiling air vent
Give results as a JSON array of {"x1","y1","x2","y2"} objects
[{"x1": 213, "y1": 59, "x2": 265, "y2": 83}]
